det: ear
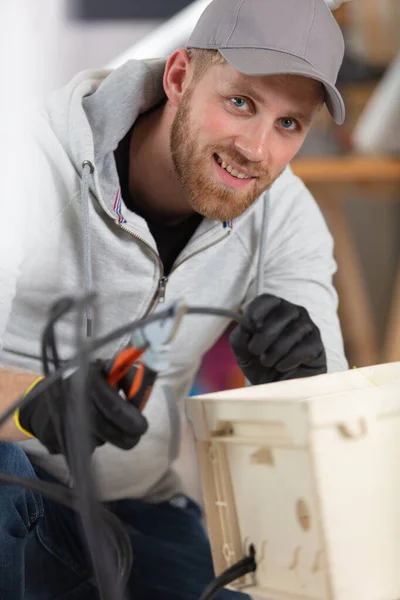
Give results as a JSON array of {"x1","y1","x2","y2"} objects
[{"x1": 163, "y1": 49, "x2": 193, "y2": 108}]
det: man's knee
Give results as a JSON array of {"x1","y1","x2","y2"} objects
[
  {"x1": 0, "y1": 442, "x2": 35, "y2": 476},
  {"x1": 0, "y1": 442, "x2": 43, "y2": 535}
]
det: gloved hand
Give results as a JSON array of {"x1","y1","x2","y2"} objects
[
  {"x1": 230, "y1": 294, "x2": 327, "y2": 385},
  {"x1": 16, "y1": 360, "x2": 149, "y2": 455}
]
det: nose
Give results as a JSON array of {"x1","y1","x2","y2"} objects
[{"x1": 234, "y1": 121, "x2": 271, "y2": 163}]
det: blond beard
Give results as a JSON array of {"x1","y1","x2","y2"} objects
[{"x1": 170, "y1": 89, "x2": 276, "y2": 222}]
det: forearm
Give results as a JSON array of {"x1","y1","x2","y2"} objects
[{"x1": 0, "y1": 367, "x2": 39, "y2": 441}]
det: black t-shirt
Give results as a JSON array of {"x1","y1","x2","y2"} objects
[{"x1": 114, "y1": 127, "x2": 203, "y2": 276}]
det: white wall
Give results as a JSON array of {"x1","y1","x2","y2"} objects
[{"x1": 30, "y1": 0, "x2": 160, "y2": 98}]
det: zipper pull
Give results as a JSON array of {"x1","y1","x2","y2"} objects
[{"x1": 158, "y1": 276, "x2": 168, "y2": 303}]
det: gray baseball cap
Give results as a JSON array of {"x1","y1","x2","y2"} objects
[{"x1": 186, "y1": 0, "x2": 345, "y2": 124}]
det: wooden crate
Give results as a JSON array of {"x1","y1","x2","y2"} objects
[{"x1": 186, "y1": 363, "x2": 400, "y2": 600}]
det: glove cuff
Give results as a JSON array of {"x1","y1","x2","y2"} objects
[{"x1": 14, "y1": 376, "x2": 45, "y2": 439}]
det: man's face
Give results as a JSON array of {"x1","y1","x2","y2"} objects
[{"x1": 170, "y1": 62, "x2": 323, "y2": 221}]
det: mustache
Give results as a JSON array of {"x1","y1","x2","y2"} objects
[{"x1": 212, "y1": 146, "x2": 269, "y2": 179}]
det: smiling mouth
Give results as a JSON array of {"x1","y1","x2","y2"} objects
[{"x1": 214, "y1": 154, "x2": 255, "y2": 180}]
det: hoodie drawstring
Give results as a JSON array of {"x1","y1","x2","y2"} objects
[
  {"x1": 81, "y1": 161, "x2": 95, "y2": 337},
  {"x1": 256, "y1": 191, "x2": 270, "y2": 297}
]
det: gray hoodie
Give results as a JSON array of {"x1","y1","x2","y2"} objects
[{"x1": 0, "y1": 59, "x2": 347, "y2": 502}]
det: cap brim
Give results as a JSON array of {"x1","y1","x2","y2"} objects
[{"x1": 219, "y1": 48, "x2": 345, "y2": 125}]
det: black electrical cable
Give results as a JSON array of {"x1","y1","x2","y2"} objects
[
  {"x1": 0, "y1": 472, "x2": 76, "y2": 506},
  {"x1": 43, "y1": 294, "x2": 132, "y2": 599},
  {"x1": 64, "y1": 299, "x2": 127, "y2": 600},
  {"x1": 41, "y1": 296, "x2": 76, "y2": 374},
  {"x1": 0, "y1": 299, "x2": 248, "y2": 599},
  {"x1": 0, "y1": 470, "x2": 132, "y2": 581},
  {"x1": 13, "y1": 294, "x2": 131, "y2": 598},
  {"x1": 0, "y1": 308, "x2": 172, "y2": 434},
  {"x1": 40, "y1": 297, "x2": 78, "y2": 460},
  {"x1": 89, "y1": 306, "x2": 247, "y2": 356},
  {"x1": 0, "y1": 306, "x2": 247, "y2": 433},
  {"x1": 199, "y1": 545, "x2": 257, "y2": 600}
]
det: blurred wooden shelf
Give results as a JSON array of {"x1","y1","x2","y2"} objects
[
  {"x1": 291, "y1": 154, "x2": 400, "y2": 368},
  {"x1": 292, "y1": 156, "x2": 400, "y2": 184}
]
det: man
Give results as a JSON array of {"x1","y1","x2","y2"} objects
[{"x1": 0, "y1": 0, "x2": 348, "y2": 598}]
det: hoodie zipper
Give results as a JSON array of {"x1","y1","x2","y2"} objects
[
  {"x1": 118, "y1": 222, "x2": 231, "y2": 316},
  {"x1": 89, "y1": 174, "x2": 232, "y2": 315},
  {"x1": 118, "y1": 223, "x2": 165, "y2": 316},
  {"x1": 158, "y1": 277, "x2": 168, "y2": 303}
]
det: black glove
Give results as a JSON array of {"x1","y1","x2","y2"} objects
[
  {"x1": 18, "y1": 361, "x2": 149, "y2": 455},
  {"x1": 230, "y1": 294, "x2": 327, "y2": 385}
]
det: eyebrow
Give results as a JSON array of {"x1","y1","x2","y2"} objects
[{"x1": 223, "y1": 84, "x2": 314, "y2": 125}]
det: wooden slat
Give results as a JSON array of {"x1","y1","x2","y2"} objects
[
  {"x1": 324, "y1": 199, "x2": 380, "y2": 367},
  {"x1": 383, "y1": 267, "x2": 400, "y2": 363},
  {"x1": 291, "y1": 155, "x2": 400, "y2": 367},
  {"x1": 291, "y1": 157, "x2": 400, "y2": 184}
]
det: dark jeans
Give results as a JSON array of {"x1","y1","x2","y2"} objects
[{"x1": 0, "y1": 442, "x2": 250, "y2": 600}]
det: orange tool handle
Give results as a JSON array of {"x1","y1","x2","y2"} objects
[
  {"x1": 105, "y1": 345, "x2": 156, "y2": 412},
  {"x1": 118, "y1": 363, "x2": 158, "y2": 412},
  {"x1": 106, "y1": 346, "x2": 145, "y2": 388}
]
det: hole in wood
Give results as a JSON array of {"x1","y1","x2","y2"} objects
[
  {"x1": 296, "y1": 498, "x2": 311, "y2": 531},
  {"x1": 337, "y1": 418, "x2": 368, "y2": 440},
  {"x1": 250, "y1": 447, "x2": 274, "y2": 466},
  {"x1": 211, "y1": 420, "x2": 234, "y2": 437}
]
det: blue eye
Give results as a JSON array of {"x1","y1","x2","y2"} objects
[
  {"x1": 231, "y1": 97, "x2": 249, "y2": 110},
  {"x1": 280, "y1": 118, "x2": 297, "y2": 130}
]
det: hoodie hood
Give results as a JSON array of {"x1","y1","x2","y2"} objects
[
  {"x1": 47, "y1": 59, "x2": 169, "y2": 334},
  {"x1": 82, "y1": 58, "x2": 167, "y2": 222},
  {"x1": 43, "y1": 57, "x2": 270, "y2": 335}
]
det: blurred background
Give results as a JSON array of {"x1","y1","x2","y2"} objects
[
  {"x1": 1, "y1": 0, "x2": 399, "y2": 523},
  {"x1": 6, "y1": 0, "x2": 400, "y2": 393}
]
